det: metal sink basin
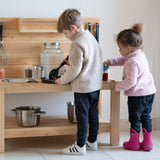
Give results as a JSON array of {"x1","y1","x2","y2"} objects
[{"x1": 0, "y1": 78, "x2": 38, "y2": 83}]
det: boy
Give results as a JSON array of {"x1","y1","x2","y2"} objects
[{"x1": 55, "y1": 8, "x2": 103, "y2": 155}]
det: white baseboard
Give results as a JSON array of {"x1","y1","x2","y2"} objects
[{"x1": 120, "y1": 117, "x2": 160, "y2": 131}]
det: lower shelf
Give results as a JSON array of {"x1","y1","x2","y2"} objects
[{"x1": 5, "y1": 116, "x2": 110, "y2": 139}]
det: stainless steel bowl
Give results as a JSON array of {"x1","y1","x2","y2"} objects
[
  {"x1": 12, "y1": 106, "x2": 46, "y2": 127},
  {"x1": 67, "y1": 101, "x2": 77, "y2": 123}
]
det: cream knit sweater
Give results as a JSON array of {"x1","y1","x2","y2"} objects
[{"x1": 61, "y1": 30, "x2": 103, "y2": 93}]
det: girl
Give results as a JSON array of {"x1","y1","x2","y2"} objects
[{"x1": 103, "y1": 23, "x2": 156, "y2": 151}]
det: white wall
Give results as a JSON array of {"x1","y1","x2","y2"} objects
[{"x1": 1, "y1": 0, "x2": 160, "y2": 128}]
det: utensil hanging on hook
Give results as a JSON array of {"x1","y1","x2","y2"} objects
[
  {"x1": 95, "y1": 23, "x2": 99, "y2": 43},
  {"x1": 0, "y1": 22, "x2": 7, "y2": 66},
  {"x1": 88, "y1": 22, "x2": 92, "y2": 33}
]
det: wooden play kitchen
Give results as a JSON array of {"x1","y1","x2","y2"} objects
[{"x1": 0, "y1": 18, "x2": 120, "y2": 153}]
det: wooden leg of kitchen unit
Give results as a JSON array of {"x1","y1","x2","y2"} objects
[
  {"x1": 97, "y1": 90, "x2": 102, "y2": 116},
  {"x1": 110, "y1": 90, "x2": 120, "y2": 146},
  {"x1": 0, "y1": 87, "x2": 5, "y2": 153}
]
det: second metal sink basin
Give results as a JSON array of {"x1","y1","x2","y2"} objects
[{"x1": 0, "y1": 78, "x2": 38, "y2": 83}]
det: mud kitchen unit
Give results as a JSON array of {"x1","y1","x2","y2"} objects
[{"x1": 0, "y1": 18, "x2": 120, "y2": 153}]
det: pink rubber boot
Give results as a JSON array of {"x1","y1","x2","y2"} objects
[
  {"x1": 140, "y1": 128, "x2": 153, "y2": 151},
  {"x1": 123, "y1": 129, "x2": 140, "y2": 150}
]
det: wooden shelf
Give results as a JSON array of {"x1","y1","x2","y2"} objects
[
  {"x1": 17, "y1": 18, "x2": 100, "y2": 33},
  {"x1": 5, "y1": 116, "x2": 110, "y2": 138},
  {"x1": 18, "y1": 18, "x2": 58, "y2": 33}
]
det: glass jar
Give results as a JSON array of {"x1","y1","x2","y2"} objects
[
  {"x1": 25, "y1": 67, "x2": 33, "y2": 79},
  {"x1": 41, "y1": 42, "x2": 63, "y2": 77},
  {"x1": 33, "y1": 65, "x2": 43, "y2": 80}
]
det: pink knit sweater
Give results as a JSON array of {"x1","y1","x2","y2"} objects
[{"x1": 108, "y1": 49, "x2": 156, "y2": 96}]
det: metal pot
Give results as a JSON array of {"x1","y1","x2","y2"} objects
[
  {"x1": 12, "y1": 106, "x2": 46, "y2": 127},
  {"x1": 67, "y1": 101, "x2": 77, "y2": 123}
]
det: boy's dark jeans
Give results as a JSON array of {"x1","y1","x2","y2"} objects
[
  {"x1": 74, "y1": 90, "x2": 100, "y2": 147},
  {"x1": 128, "y1": 94, "x2": 155, "y2": 133}
]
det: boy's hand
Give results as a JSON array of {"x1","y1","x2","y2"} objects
[
  {"x1": 55, "y1": 78, "x2": 63, "y2": 85},
  {"x1": 61, "y1": 56, "x2": 69, "y2": 66},
  {"x1": 63, "y1": 59, "x2": 69, "y2": 66}
]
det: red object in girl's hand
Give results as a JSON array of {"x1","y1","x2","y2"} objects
[{"x1": 103, "y1": 73, "x2": 108, "y2": 81}]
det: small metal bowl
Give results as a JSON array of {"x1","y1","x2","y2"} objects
[{"x1": 41, "y1": 76, "x2": 60, "y2": 84}]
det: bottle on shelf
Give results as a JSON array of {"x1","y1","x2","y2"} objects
[
  {"x1": 33, "y1": 65, "x2": 43, "y2": 80},
  {"x1": 25, "y1": 67, "x2": 33, "y2": 79},
  {"x1": 0, "y1": 68, "x2": 5, "y2": 79}
]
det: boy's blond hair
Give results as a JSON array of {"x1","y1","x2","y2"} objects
[{"x1": 57, "y1": 8, "x2": 82, "y2": 33}]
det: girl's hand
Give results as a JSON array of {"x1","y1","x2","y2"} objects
[
  {"x1": 55, "y1": 78, "x2": 62, "y2": 85},
  {"x1": 103, "y1": 60, "x2": 110, "y2": 69},
  {"x1": 112, "y1": 84, "x2": 115, "y2": 90}
]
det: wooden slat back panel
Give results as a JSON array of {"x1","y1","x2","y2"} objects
[{"x1": 0, "y1": 18, "x2": 99, "y2": 78}]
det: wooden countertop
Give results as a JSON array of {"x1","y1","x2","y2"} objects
[{"x1": 0, "y1": 80, "x2": 116, "y2": 93}]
